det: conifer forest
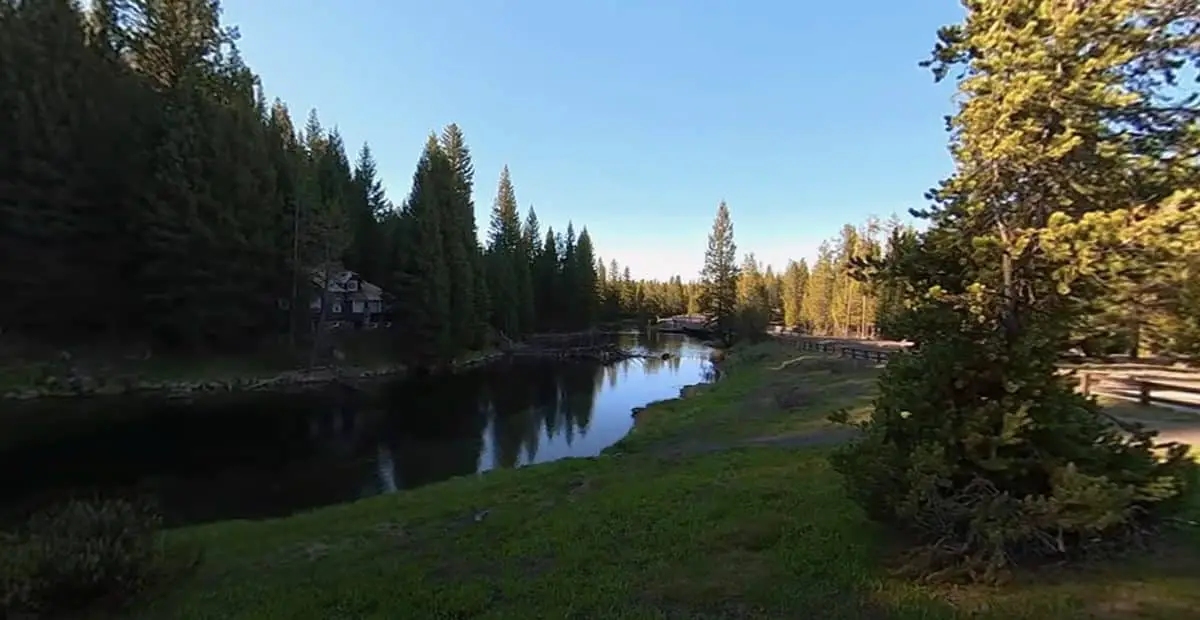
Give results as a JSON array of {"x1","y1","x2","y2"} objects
[
  {"x1": 8, "y1": 1, "x2": 1192, "y2": 367},
  {"x1": 2, "y1": 0, "x2": 1200, "y2": 618},
  {"x1": 0, "y1": 0, "x2": 613, "y2": 366}
]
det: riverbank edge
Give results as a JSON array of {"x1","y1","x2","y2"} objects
[
  {"x1": 0, "y1": 350, "x2": 510, "y2": 401},
  {"x1": 131, "y1": 339, "x2": 1198, "y2": 619},
  {"x1": 0, "y1": 331, "x2": 690, "y2": 401}
]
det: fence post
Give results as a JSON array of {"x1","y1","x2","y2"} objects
[
  {"x1": 1139, "y1": 381, "x2": 1151, "y2": 405},
  {"x1": 1080, "y1": 372, "x2": 1091, "y2": 396}
]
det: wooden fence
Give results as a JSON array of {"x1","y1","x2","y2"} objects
[
  {"x1": 783, "y1": 335, "x2": 1200, "y2": 412},
  {"x1": 789, "y1": 337, "x2": 893, "y2": 364},
  {"x1": 1078, "y1": 371, "x2": 1200, "y2": 410}
]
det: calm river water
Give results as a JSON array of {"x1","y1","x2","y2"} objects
[{"x1": 0, "y1": 332, "x2": 712, "y2": 526}]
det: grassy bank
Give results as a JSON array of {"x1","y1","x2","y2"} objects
[{"x1": 128, "y1": 339, "x2": 1198, "y2": 619}]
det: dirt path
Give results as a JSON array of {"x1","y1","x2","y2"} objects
[{"x1": 1144, "y1": 423, "x2": 1200, "y2": 449}]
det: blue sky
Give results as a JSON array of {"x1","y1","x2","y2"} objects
[{"x1": 223, "y1": 0, "x2": 964, "y2": 281}]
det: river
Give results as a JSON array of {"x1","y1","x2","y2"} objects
[{"x1": 0, "y1": 332, "x2": 712, "y2": 526}]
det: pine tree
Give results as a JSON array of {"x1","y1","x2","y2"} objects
[
  {"x1": 574, "y1": 228, "x2": 598, "y2": 328},
  {"x1": 763, "y1": 265, "x2": 783, "y2": 322},
  {"x1": 559, "y1": 223, "x2": 578, "y2": 327},
  {"x1": 485, "y1": 166, "x2": 525, "y2": 337},
  {"x1": 698, "y1": 201, "x2": 739, "y2": 337},
  {"x1": 735, "y1": 253, "x2": 770, "y2": 337},
  {"x1": 439, "y1": 123, "x2": 486, "y2": 348},
  {"x1": 833, "y1": 0, "x2": 1198, "y2": 582},
  {"x1": 393, "y1": 139, "x2": 452, "y2": 362},
  {"x1": 522, "y1": 207, "x2": 543, "y2": 329},
  {"x1": 346, "y1": 143, "x2": 386, "y2": 285},
  {"x1": 781, "y1": 259, "x2": 808, "y2": 329},
  {"x1": 533, "y1": 227, "x2": 559, "y2": 330},
  {"x1": 409, "y1": 134, "x2": 472, "y2": 353},
  {"x1": 801, "y1": 243, "x2": 836, "y2": 335}
]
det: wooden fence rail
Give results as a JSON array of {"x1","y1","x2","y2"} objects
[
  {"x1": 790, "y1": 337, "x2": 893, "y2": 364},
  {"x1": 1078, "y1": 372, "x2": 1200, "y2": 410},
  {"x1": 782, "y1": 335, "x2": 1200, "y2": 412}
]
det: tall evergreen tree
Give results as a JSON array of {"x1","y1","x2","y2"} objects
[
  {"x1": 485, "y1": 166, "x2": 526, "y2": 337},
  {"x1": 573, "y1": 228, "x2": 598, "y2": 328},
  {"x1": 833, "y1": 0, "x2": 1198, "y2": 581},
  {"x1": 392, "y1": 139, "x2": 452, "y2": 362},
  {"x1": 346, "y1": 143, "x2": 387, "y2": 284},
  {"x1": 698, "y1": 201, "x2": 739, "y2": 336},
  {"x1": 533, "y1": 226, "x2": 559, "y2": 330},
  {"x1": 522, "y1": 207, "x2": 543, "y2": 328},
  {"x1": 439, "y1": 124, "x2": 486, "y2": 348},
  {"x1": 735, "y1": 253, "x2": 770, "y2": 336},
  {"x1": 781, "y1": 259, "x2": 808, "y2": 329},
  {"x1": 801, "y1": 243, "x2": 836, "y2": 334}
]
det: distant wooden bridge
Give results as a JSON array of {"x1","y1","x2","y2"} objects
[{"x1": 653, "y1": 315, "x2": 716, "y2": 338}]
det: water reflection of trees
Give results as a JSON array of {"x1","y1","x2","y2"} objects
[
  {"x1": 7, "y1": 334, "x2": 708, "y2": 526},
  {"x1": 370, "y1": 359, "x2": 605, "y2": 487},
  {"x1": 483, "y1": 361, "x2": 600, "y2": 470},
  {"x1": 0, "y1": 388, "x2": 394, "y2": 526},
  {"x1": 375, "y1": 374, "x2": 487, "y2": 490}
]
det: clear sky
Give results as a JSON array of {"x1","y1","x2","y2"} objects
[{"x1": 222, "y1": 0, "x2": 964, "y2": 281}]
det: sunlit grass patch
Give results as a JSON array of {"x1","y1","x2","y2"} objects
[
  {"x1": 136, "y1": 448, "x2": 958, "y2": 620},
  {"x1": 612, "y1": 339, "x2": 880, "y2": 456}
]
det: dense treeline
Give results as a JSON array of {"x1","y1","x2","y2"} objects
[
  {"x1": 596, "y1": 264, "x2": 698, "y2": 322},
  {"x1": 683, "y1": 200, "x2": 922, "y2": 341},
  {"x1": 751, "y1": 216, "x2": 920, "y2": 340},
  {"x1": 691, "y1": 194, "x2": 1196, "y2": 356},
  {"x1": 0, "y1": 0, "x2": 607, "y2": 365}
]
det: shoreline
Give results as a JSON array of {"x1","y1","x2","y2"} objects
[
  {"x1": 0, "y1": 350, "x2": 509, "y2": 402},
  {"x1": 0, "y1": 341, "x2": 675, "y2": 402}
]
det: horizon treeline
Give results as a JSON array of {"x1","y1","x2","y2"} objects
[
  {"x1": 598, "y1": 215, "x2": 920, "y2": 337},
  {"x1": 0, "y1": 0, "x2": 606, "y2": 363},
  {"x1": 692, "y1": 198, "x2": 1196, "y2": 359}
]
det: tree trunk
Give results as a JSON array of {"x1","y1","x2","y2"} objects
[
  {"x1": 309, "y1": 245, "x2": 334, "y2": 369},
  {"x1": 289, "y1": 198, "x2": 301, "y2": 348}
]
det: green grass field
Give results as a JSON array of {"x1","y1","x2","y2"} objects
[{"x1": 130, "y1": 339, "x2": 1200, "y2": 619}]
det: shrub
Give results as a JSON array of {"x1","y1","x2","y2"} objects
[
  {"x1": 1, "y1": 497, "x2": 169, "y2": 616},
  {"x1": 831, "y1": 330, "x2": 1197, "y2": 583}
]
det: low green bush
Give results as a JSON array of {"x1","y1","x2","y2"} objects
[
  {"x1": 1, "y1": 498, "x2": 169, "y2": 617},
  {"x1": 832, "y1": 337, "x2": 1197, "y2": 583}
]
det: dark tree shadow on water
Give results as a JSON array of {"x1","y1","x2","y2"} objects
[
  {"x1": 0, "y1": 389, "x2": 391, "y2": 526},
  {"x1": 559, "y1": 362, "x2": 599, "y2": 437},
  {"x1": 376, "y1": 370, "x2": 487, "y2": 489}
]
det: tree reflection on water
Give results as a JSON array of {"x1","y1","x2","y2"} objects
[{"x1": 0, "y1": 334, "x2": 712, "y2": 526}]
